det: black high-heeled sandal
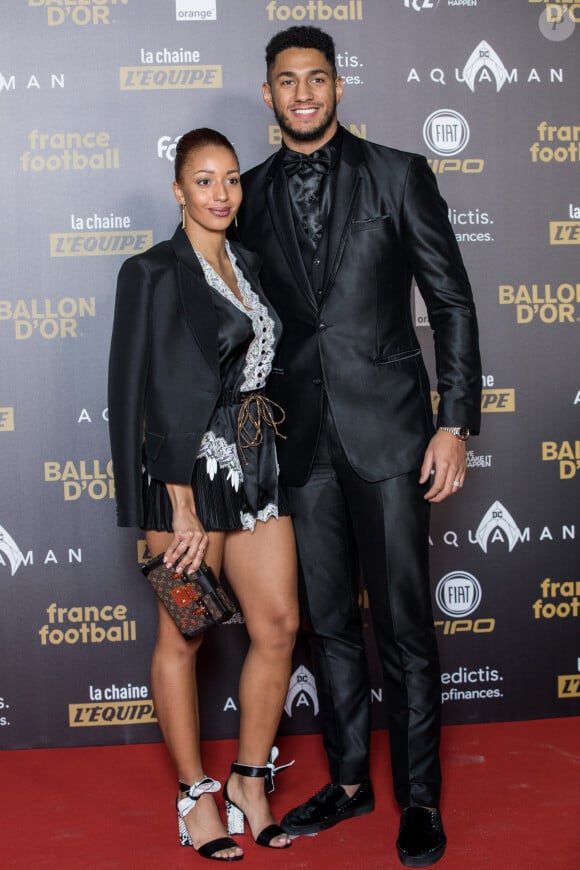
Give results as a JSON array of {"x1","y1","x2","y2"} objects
[
  {"x1": 223, "y1": 747, "x2": 294, "y2": 849},
  {"x1": 177, "y1": 776, "x2": 243, "y2": 862}
]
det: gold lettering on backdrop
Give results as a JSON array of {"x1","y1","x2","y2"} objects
[
  {"x1": 0, "y1": 297, "x2": 97, "y2": 340},
  {"x1": 532, "y1": 578, "x2": 580, "y2": 620},
  {"x1": 542, "y1": 442, "x2": 580, "y2": 479},
  {"x1": 43, "y1": 460, "x2": 115, "y2": 500},
  {"x1": 549, "y1": 222, "x2": 580, "y2": 244},
  {"x1": 498, "y1": 284, "x2": 580, "y2": 324},
  {"x1": 265, "y1": 1, "x2": 364, "y2": 21},
  {"x1": 20, "y1": 130, "x2": 120, "y2": 172},
  {"x1": 120, "y1": 66, "x2": 223, "y2": 90},
  {"x1": 68, "y1": 701, "x2": 157, "y2": 727},
  {"x1": 28, "y1": 0, "x2": 130, "y2": 28},
  {"x1": 431, "y1": 390, "x2": 515, "y2": 414},
  {"x1": 50, "y1": 232, "x2": 153, "y2": 256},
  {"x1": 39, "y1": 600, "x2": 139, "y2": 647}
]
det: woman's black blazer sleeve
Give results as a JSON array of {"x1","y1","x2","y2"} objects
[{"x1": 108, "y1": 255, "x2": 153, "y2": 528}]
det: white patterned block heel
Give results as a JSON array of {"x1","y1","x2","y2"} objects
[
  {"x1": 178, "y1": 812, "x2": 191, "y2": 846},
  {"x1": 176, "y1": 776, "x2": 243, "y2": 862},
  {"x1": 225, "y1": 798, "x2": 245, "y2": 836}
]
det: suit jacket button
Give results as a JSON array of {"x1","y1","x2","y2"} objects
[
  {"x1": 313, "y1": 377, "x2": 322, "y2": 385},
  {"x1": 318, "y1": 322, "x2": 327, "y2": 331}
]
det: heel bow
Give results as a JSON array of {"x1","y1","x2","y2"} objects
[
  {"x1": 231, "y1": 746, "x2": 294, "y2": 794},
  {"x1": 177, "y1": 776, "x2": 221, "y2": 819}
]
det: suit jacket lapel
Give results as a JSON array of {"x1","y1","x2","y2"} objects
[
  {"x1": 266, "y1": 153, "x2": 317, "y2": 310},
  {"x1": 170, "y1": 227, "x2": 220, "y2": 378},
  {"x1": 323, "y1": 128, "x2": 364, "y2": 294}
]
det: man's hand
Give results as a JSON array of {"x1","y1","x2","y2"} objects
[{"x1": 420, "y1": 430, "x2": 467, "y2": 503}]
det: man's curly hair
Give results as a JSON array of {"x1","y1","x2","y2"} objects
[{"x1": 265, "y1": 26, "x2": 337, "y2": 80}]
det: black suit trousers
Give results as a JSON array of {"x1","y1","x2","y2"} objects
[{"x1": 287, "y1": 405, "x2": 442, "y2": 808}]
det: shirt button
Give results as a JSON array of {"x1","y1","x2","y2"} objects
[
  {"x1": 318, "y1": 322, "x2": 327, "y2": 332},
  {"x1": 313, "y1": 377, "x2": 322, "y2": 385}
]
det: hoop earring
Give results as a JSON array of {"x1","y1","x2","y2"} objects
[{"x1": 181, "y1": 204, "x2": 186, "y2": 229}]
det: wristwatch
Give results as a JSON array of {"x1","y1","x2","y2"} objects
[{"x1": 438, "y1": 426, "x2": 471, "y2": 442}]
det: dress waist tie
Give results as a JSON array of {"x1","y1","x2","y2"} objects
[{"x1": 236, "y1": 391, "x2": 286, "y2": 462}]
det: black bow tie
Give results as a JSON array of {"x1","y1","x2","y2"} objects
[{"x1": 283, "y1": 149, "x2": 332, "y2": 177}]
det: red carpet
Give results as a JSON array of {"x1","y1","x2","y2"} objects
[{"x1": 2, "y1": 718, "x2": 579, "y2": 868}]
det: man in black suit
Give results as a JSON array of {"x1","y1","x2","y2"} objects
[{"x1": 236, "y1": 25, "x2": 481, "y2": 867}]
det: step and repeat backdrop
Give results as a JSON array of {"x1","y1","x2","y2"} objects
[{"x1": 1, "y1": 1, "x2": 579, "y2": 749}]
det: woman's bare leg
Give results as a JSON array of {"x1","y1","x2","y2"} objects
[
  {"x1": 147, "y1": 529, "x2": 242, "y2": 860},
  {"x1": 222, "y1": 516, "x2": 299, "y2": 846}
]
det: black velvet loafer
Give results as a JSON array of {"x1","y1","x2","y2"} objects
[
  {"x1": 396, "y1": 807, "x2": 446, "y2": 867},
  {"x1": 281, "y1": 780, "x2": 375, "y2": 835}
]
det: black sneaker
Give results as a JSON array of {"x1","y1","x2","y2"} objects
[{"x1": 281, "y1": 781, "x2": 375, "y2": 836}]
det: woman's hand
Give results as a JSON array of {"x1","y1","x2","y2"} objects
[{"x1": 164, "y1": 485, "x2": 209, "y2": 574}]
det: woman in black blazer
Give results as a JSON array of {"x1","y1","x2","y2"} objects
[{"x1": 108, "y1": 129, "x2": 298, "y2": 861}]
